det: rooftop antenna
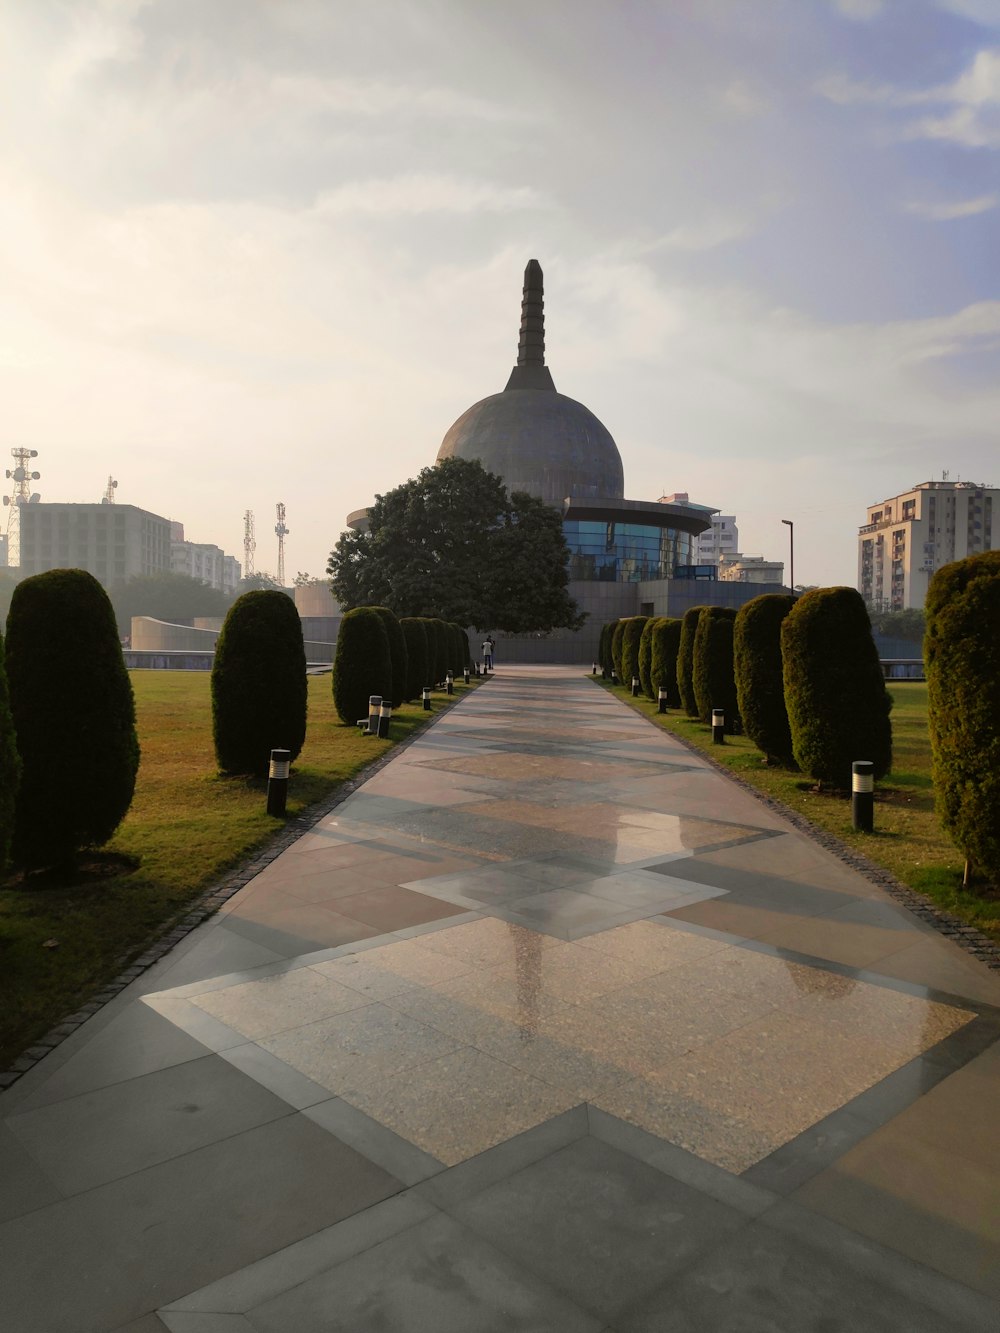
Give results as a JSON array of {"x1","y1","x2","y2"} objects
[
  {"x1": 3, "y1": 447, "x2": 41, "y2": 567},
  {"x1": 101, "y1": 476, "x2": 118, "y2": 505},
  {"x1": 275, "y1": 502, "x2": 288, "y2": 587},
  {"x1": 243, "y1": 509, "x2": 256, "y2": 577}
]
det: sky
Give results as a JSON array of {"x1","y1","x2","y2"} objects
[{"x1": 2, "y1": 0, "x2": 998, "y2": 588}]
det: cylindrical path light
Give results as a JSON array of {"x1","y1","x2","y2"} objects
[
  {"x1": 631, "y1": 676, "x2": 640, "y2": 697},
  {"x1": 422, "y1": 687, "x2": 431, "y2": 711},
  {"x1": 266, "y1": 748, "x2": 290, "y2": 817},
  {"x1": 377, "y1": 702, "x2": 392, "y2": 739},
  {"x1": 658, "y1": 687, "x2": 668, "y2": 714},
  {"x1": 852, "y1": 760, "x2": 874, "y2": 832},
  {"x1": 446, "y1": 672, "x2": 454, "y2": 696},
  {"x1": 712, "y1": 709, "x2": 725, "y2": 744},
  {"x1": 367, "y1": 694, "x2": 381, "y2": 735}
]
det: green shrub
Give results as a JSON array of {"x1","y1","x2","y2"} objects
[
  {"x1": 621, "y1": 617, "x2": 649, "y2": 691},
  {"x1": 6, "y1": 569, "x2": 140, "y2": 868},
  {"x1": 693, "y1": 607, "x2": 739, "y2": 730},
  {"x1": 446, "y1": 622, "x2": 465, "y2": 676},
  {"x1": 460, "y1": 628, "x2": 472, "y2": 671},
  {"x1": 637, "y1": 618, "x2": 660, "y2": 698},
  {"x1": 400, "y1": 617, "x2": 429, "y2": 701},
  {"x1": 0, "y1": 628, "x2": 21, "y2": 872},
  {"x1": 332, "y1": 606, "x2": 392, "y2": 726},
  {"x1": 649, "y1": 618, "x2": 682, "y2": 706},
  {"x1": 734, "y1": 594, "x2": 796, "y2": 765},
  {"x1": 611, "y1": 620, "x2": 627, "y2": 681},
  {"x1": 676, "y1": 606, "x2": 707, "y2": 717},
  {"x1": 369, "y1": 606, "x2": 408, "y2": 709},
  {"x1": 598, "y1": 622, "x2": 612, "y2": 678},
  {"x1": 212, "y1": 590, "x2": 307, "y2": 776},
  {"x1": 782, "y1": 587, "x2": 892, "y2": 789},
  {"x1": 924, "y1": 551, "x2": 1000, "y2": 887},
  {"x1": 425, "y1": 618, "x2": 449, "y2": 684}
]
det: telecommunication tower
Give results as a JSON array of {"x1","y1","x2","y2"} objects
[
  {"x1": 275, "y1": 502, "x2": 288, "y2": 587},
  {"x1": 101, "y1": 476, "x2": 118, "y2": 504},
  {"x1": 243, "y1": 509, "x2": 256, "y2": 577},
  {"x1": 3, "y1": 448, "x2": 41, "y2": 567}
]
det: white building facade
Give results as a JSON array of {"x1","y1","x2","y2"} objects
[
  {"x1": 718, "y1": 554, "x2": 784, "y2": 584},
  {"x1": 170, "y1": 522, "x2": 241, "y2": 593},
  {"x1": 858, "y1": 479, "x2": 998, "y2": 611}
]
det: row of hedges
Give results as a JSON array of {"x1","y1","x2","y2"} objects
[
  {"x1": 1, "y1": 570, "x2": 140, "y2": 873},
  {"x1": 599, "y1": 587, "x2": 892, "y2": 788}
]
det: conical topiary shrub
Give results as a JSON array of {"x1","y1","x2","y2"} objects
[
  {"x1": 6, "y1": 569, "x2": 140, "y2": 869},
  {"x1": 400, "y1": 617, "x2": 429, "y2": 702},
  {"x1": 0, "y1": 627, "x2": 21, "y2": 873},
  {"x1": 693, "y1": 607, "x2": 739, "y2": 730},
  {"x1": 213, "y1": 589, "x2": 307, "y2": 776},
  {"x1": 782, "y1": 586, "x2": 892, "y2": 789},
  {"x1": 370, "y1": 606, "x2": 408, "y2": 709},
  {"x1": 621, "y1": 616, "x2": 649, "y2": 692},
  {"x1": 611, "y1": 620, "x2": 627, "y2": 682},
  {"x1": 676, "y1": 606, "x2": 706, "y2": 717},
  {"x1": 638, "y1": 618, "x2": 661, "y2": 699},
  {"x1": 333, "y1": 606, "x2": 393, "y2": 726},
  {"x1": 649, "y1": 618, "x2": 682, "y2": 707},
  {"x1": 734, "y1": 593, "x2": 796, "y2": 765}
]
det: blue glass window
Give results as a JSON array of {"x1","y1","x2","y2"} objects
[{"x1": 563, "y1": 520, "x2": 694, "y2": 582}]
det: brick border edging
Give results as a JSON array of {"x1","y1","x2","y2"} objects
[
  {"x1": 598, "y1": 679, "x2": 1000, "y2": 975},
  {"x1": 0, "y1": 682, "x2": 492, "y2": 1091}
]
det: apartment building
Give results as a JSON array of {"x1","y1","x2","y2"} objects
[
  {"x1": 170, "y1": 522, "x2": 241, "y2": 594},
  {"x1": 858, "y1": 479, "x2": 997, "y2": 610},
  {"x1": 718, "y1": 554, "x2": 784, "y2": 584},
  {"x1": 17, "y1": 503, "x2": 171, "y2": 583}
]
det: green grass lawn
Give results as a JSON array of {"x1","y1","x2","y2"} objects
[
  {"x1": 595, "y1": 677, "x2": 1000, "y2": 945},
  {"x1": 0, "y1": 672, "x2": 477, "y2": 1068}
]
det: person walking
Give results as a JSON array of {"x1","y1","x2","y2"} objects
[
  {"x1": 487, "y1": 636, "x2": 496, "y2": 670},
  {"x1": 481, "y1": 637, "x2": 493, "y2": 670}
]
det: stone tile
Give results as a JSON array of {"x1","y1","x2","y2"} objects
[
  {"x1": 222, "y1": 903, "x2": 382, "y2": 957},
  {"x1": 865, "y1": 937, "x2": 1000, "y2": 1006},
  {"x1": 156, "y1": 926, "x2": 285, "y2": 988},
  {"x1": 189, "y1": 967, "x2": 372, "y2": 1039},
  {"x1": 244, "y1": 1211, "x2": 602, "y2": 1332},
  {"x1": 574, "y1": 918, "x2": 728, "y2": 969},
  {"x1": 324, "y1": 884, "x2": 462, "y2": 931},
  {"x1": 762, "y1": 911, "x2": 923, "y2": 970},
  {"x1": 452, "y1": 1136, "x2": 748, "y2": 1322},
  {"x1": 411, "y1": 916, "x2": 560, "y2": 968},
  {"x1": 0, "y1": 1119, "x2": 63, "y2": 1223},
  {"x1": 341, "y1": 1045, "x2": 578, "y2": 1165},
  {"x1": 0, "y1": 1115, "x2": 402, "y2": 1333},
  {"x1": 6, "y1": 1056, "x2": 292, "y2": 1195},
  {"x1": 310, "y1": 937, "x2": 473, "y2": 999}
]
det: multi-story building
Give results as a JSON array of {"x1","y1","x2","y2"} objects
[
  {"x1": 718, "y1": 554, "x2": 784, "y2": 584},
  {"x1": 17, "y1": 503, "x2": 171, "y2": 583},
  {"x1": 858, "y1": 479, "x2": 998, "y2": 610},
  {"x1": 170, "y1": 522, "x2": 241, "y2": 593},
  {"x1": 695, "y1": 513, "x2": 739, "y2": 565}
]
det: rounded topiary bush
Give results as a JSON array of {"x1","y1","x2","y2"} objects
[
  {"x1": 333, "y1": 606, "x2": 392, "y2": 726},
  {"x1": 598, "y1": 622, "x2": 614, "y2": 679},
  {"x1": 782, "y1": 586, "x2": 892, "y2": 789},
  {"x1": 400, "y1": 617, "x2": 429, "y2": 701},
  {"x1": 0, "y1": 627, "x2": 21, "y2": 873},
  {"x1": 676, "y1": 606, "x2": 707, "y2": 717},
  {"x1": 6, "y1": 569, "x2": 140, "y2": 868},
  {"x1": 425, "y1": 618, "x2": 449, "y2": 685},
  {"x1": 638, "y1": 618, "x2": 661, "y2": 699},
  {"x1": 649, "y1": 617, "x2": 682, "y2": 706},
  {"x1": 213, "y1": 589, "x2": 307, "y2": 776},
  {"x1": 370, "y1": 606, "x2": 408, "y2": 709},
  {"x1": 693, "y1": 607, "x2": 739, "y2": 730},
  {"x1": 460, "y1": 628, "x2": 472, "y2": 671},
  {"x1": 621, "y1": 616, "x2": 649, "y2": 691},
  {"x1": 446, "y1": 622, "x2": 465, "y2": 676},
  {"x1": 924, "y1": 550, "x2": 1000, "y2": 887},
  {"x1": 735, "y1": 594, "x2": 796, "y2": 765},
  {"x1": 611, "y1": 620, "x2": 627, "y2": 682}
]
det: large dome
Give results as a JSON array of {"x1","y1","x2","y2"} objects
[{"x1": 435, "y1": 260, "x2": 625, "y2": 505}]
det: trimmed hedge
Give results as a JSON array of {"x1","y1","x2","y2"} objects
[
  {"x1": 370, "y1": 606, "x2": 408, "y2": 709},
  {"x1": 0, "y1": 627, "x2": 21, "y2": 873},
  {"x1": 598, "y1": 622, "x2": 613, "y2": 678},
  {"x1": 693, "y1": 607, "x2": 739, "y2": 730},
  {"x1": 621, "y1": 617, "x2": 649, "y2": 691},
  {"x1": 446, "y1": 622, "x2": 465, "y2": 676},
  {"x1": 213, "y1": 589, "x2": 308, "y2": 777},
  {"x1": 6, "y1": 569, "x2": 140, "y2": 868},
  {"x1": 333, "y1": 606, "x2": 392, "y2": 726},
  {"x1": 649, "y1": 617, "x2": 682, "y2": 707},
  {"x1": 400, "y1": 617, "x2": 429, "y2": 701},
  {"x1": 924, "y1": 550, "x2": 1000, "y2": 886},
  {"x1": 637, "y1": 618, "x2": 657, "y2": 699},
  {"x1": 782, "y1": 586, "x2": 892, "y2": 789},
  {"x1": 460, "y1": 627, "x2": 472, "y2": 671},
  {"x1": 676, "y1": 606, "x2": 707, "y2": 717},
  {"x1": 734, "y1": 594, "x2": 796, "y2": 765},
  {"x1": 425, "y1": 618, "x2": 449, "y2": 685},
  {"x1": 611, "y1": 619, "x2": 627, "y2": 682}
]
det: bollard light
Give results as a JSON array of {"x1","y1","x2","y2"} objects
[
  {"x1": 377, "y1": 702, "x2": 392, "y2": 739},
  {"x1": 422, "y1": 687, "x2": 431, "y2": 711},
  {"x1": 592, "y1": 662, "x2": 598, "y2": 675},
  {"x1": 852, "y1": 760, "x2": 874, "y2": 832},
  {"x1": 712, "y1": 708, "x2": 725, "y2": 744},
  {"x1": 611, "y1": 673, "x2": 619, "y2": 685},
  {"x1": 266, "y1": 748, "x2": 291, "y2": 817},
  {"x1": 446, "y1": 672, "x2": 454, "y2": 696},
  {"x1": 631, "y1": 676, "x2": 640, "y2": 697},
  {"x1": 367, "y1": 694, "x2": 381, "y2": 736},
  {"x1": 464, "y1": 667, "x2": 470, "y2": 684},
  {"x1": 658, "y1": 687, "x2": 668, "y2": 714}
]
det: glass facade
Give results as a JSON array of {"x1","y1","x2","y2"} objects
[{"x1": 564, "y1": 519, "x2": 695, "y2": 583}]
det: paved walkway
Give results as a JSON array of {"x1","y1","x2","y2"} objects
[{"x1": 2, "y1": 666, "x2": 999, "y2": 1331}]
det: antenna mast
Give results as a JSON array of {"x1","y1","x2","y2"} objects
[
  {"x1": 3, "y1": 448, "x2": 41, "y2": 567},
  {"x1": 243, "y1": 509, "x2": 256, "y2": 577},
  {"x1": 275, "y1": 502, "x2": 288, "y2": 587},
  {"x1": 101, "y1": 476, "x2": 118, "y2": 504}
]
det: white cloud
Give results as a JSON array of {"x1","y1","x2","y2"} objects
[
  {"x1": 905, "y1": 192, "x2": 999, "y2": 218},
  {"x1": 313, "y1": 175, "x2": 546, "y2": 218},
  {"x1": 721, "y1": 79, "x2": 771, "y2": 118},
  {"x1": 832, "y1": 0, "x2": 885, "y2": 21}
]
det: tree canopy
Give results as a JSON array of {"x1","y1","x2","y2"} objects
[
  {"x1": 327, "y1": 457, "x2": 584, "y2": 633},
  {"x1": 110, "y1": 571, "x2": 233, "y2": 635}
]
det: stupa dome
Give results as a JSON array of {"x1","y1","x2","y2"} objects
[{"x1": 436, "y1": 260, "x2": 625, "y2": 504}]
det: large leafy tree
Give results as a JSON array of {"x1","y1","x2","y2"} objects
[
  {"x1": 328, "y1": 458, "x2": 583, "y2": 632},
  {"x1": 110, "y1": 571, "x2": 232, "y2": 635}
]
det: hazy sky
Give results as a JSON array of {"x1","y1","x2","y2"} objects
[{"x1": 3, "y1": 0, "x2": 998, "y2": 587}]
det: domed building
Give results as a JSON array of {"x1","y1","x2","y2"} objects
[{"x1": 347, "y1": 260, "x2": 784, "y2": 661}]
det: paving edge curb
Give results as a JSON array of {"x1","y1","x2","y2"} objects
[
  {"x1": 0, "y1": 681, "x2": 493, "y2": 1091},
  {"x1": 596, "y1": 677, "x2": 1000, "y2": 976}
]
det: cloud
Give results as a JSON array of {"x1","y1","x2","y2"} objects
[
  {"x1": 313, "y1": 175, "x2": 546, "y2": 218},
  {"x1": 905, "y1": 192, "x2": 998, "y2": 218},
  {"x1": 721, "y1": 79, "x2": 771, "y2": 118},
  {"x1": 832, "y1": 0, "x2": 885, "y2": 21}
]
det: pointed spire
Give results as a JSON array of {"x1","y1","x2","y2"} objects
[{"x1": 504, "y1": 259, "x2": 556, "y2": 392}]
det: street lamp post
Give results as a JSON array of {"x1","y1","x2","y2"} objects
[{"x1": 782, "y1": 519, "x2": 794, "y2": 593}]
